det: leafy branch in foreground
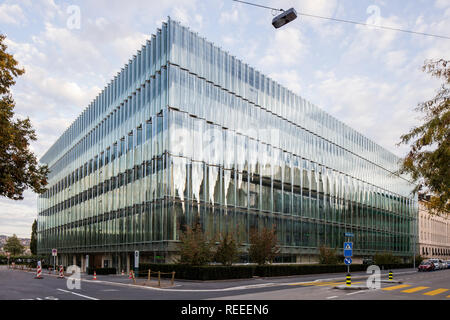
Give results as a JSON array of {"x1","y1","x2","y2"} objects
[{"x1": 398, "y1": 59, "x2": 449, "y2": 215}]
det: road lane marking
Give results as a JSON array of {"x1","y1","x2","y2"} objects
[
  {"x1": 326, "y1": 296, "x2": 338, "y2": 299},
  {"x1": 423, "y1": 288, "x2": 449, "y2": 296},
  {"x1": 57, "y1": 289, "x2": 99, "y2": 300},
  {"x1": 382, "y1": 284, "x2": 411, "y2": 291},
  {"x1": 402, "y1": 286, "x2": 429, "y2": 293},
  {"x1": 346, "y1": 291, "x2": 365, "y2": 296}
]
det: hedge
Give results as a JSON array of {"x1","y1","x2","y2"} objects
[
  {"x1": 138, "y1": 263, "x2": 255, "y2": 280},
  {"x1": 0, "y1": 255, "x2": 46, "y2": 266},
  {"x1": 87, "y1": 267, "x2": 117, "y2": 275},
  {"x1": 138, "y1": 263, "x2": 415, "y2": 280}
]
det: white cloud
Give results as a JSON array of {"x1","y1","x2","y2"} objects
[
  {"x1": 0, "y1": 3, "x2": 26, "y2": 25},
  {"x1": 258, "y1": 26, "x2": 308, "y2": 69},
  {"x1": 435, "y1": 0, "x2": 450, "y2": 9}
]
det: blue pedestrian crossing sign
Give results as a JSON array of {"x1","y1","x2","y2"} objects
[
  {"x1": 344, "y1": 257, "x2": 352, "y2": 265},
  {"x1": 344, "y1": 242, "x2": 353, "y2": 257}
]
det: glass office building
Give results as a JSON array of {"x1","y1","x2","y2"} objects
[{"x1": 37, "y1": 18, "x2": 418, "y2": 270}]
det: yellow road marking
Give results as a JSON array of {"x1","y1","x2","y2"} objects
[
  {"x1": 289, "y1": 281, "x2": 357, "y2": 287},
  {"x1": 423, "y1": 288, "x2": 449, "y2": 296},
  {"x1": 382, "y1": 284, "x2": 411, "y2": 291},
  {"x1": 402, "y1": 286, "x2": 429, "y2": 293}
]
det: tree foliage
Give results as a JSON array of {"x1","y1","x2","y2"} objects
[
  {"x1": 318, "y1": 246, "x2": 340, "y2": 265},
  {"x1": 398, "y1": 59, "x2": 450, "y2": 215},
  {"x1": 214, "y1": 232, "x2": 240, "y2": 266},
  {"x1": 3, "y1": 234, "x2": 24, "y2": 256},
  {"x1": 248, "y1": 227, "x2": 280, "y2": 265},
  {"x1": 177, "y1": 223, "x2": 214, "y2": 266},
  {"x1": 30, "y1": 219, "x2": 37, "y2": 255},
  {"x1": 0, "y1": 34, "x2": 49, "y2": 200}
]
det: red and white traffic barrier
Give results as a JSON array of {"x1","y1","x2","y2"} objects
[
  {"x1": 35, "y1": 265, "x2": 43, "y2": 279},
  {"x1": 93, "y1": 271, "x2": 97, "y2": 280},
  {"x1": 58, "y1": 265, "x2": 64, "y2": 279}
]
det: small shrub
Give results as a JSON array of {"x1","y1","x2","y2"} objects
[
  {"x1": 318, "y1": 246, "x2": 340, "y2": 265},
  {"x1": 215, "y1": 232, "x2": 240, "y2": 266},
  {"x1": 374, "y1": 252, "x2": 401, "y2": 266},
  {"x1": 248, "y1": 227, "x2": 280, "y2": 265},
  {"x1": 178, "y1": 222, "x2": 215, "y2": 266}
]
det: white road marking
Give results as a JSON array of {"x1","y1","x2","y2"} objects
[
  {"x1": 346, "y1": 291, "x2": 365, "y2": 296},
  {"x1": 326, "y1": 296, "x2": 338, "y2": 299},
  {"x1": 57, "y1": 288, "x2": 99, "y2": 300}
]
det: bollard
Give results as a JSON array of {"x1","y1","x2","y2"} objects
[
  {"x1": 389, "y1": 270, "x2": 393, "y2": 281},
  {"x1": 171, "y1": 271, "x2": 175, "y2": 286},
  {"x1": 129, "y1": 270, "x2": 132, "y2": 279},
  {"x1": 58, "y1": 265, "x2": 64, "y2": 279},
  {"x1": 34, "y1": 265, "x2": 43, "y2": 279},
  {"x1": 148, "y1": 269, "x2": 151, "y2": 282},
  {"x1": 346, "y1": 274, "x2": 351, "y2": 287},
  {"x1": 93, "y1": 271, "x2": 97, "y2": 280},
  {"x1": 158, "y1": 271, "x2": 161, "y2": 287},
  {"x1": 132, "y1": 271, "x2": 136, "y2": 285}
]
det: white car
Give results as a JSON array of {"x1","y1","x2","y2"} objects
[
  {"x1": 442, "y1": 260, "x2": 448, "y2": 269},
  {"x1": 429, "y1": 259, "x2": 443, "y2": 270}
]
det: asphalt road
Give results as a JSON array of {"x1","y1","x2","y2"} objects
[{"x1": 1, "y1": 265, "x2": 449, "y2": 301}]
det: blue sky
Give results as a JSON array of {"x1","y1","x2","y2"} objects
[{"x1": 0, "y1": 0, "x2": 449, "y2": 238}]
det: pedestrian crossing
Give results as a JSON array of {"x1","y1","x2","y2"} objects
[
  {"x1": 288, "y1": 280, "x2": 450, "y2": 297},
  {"x1": 382, "y1": 284, "x2": 449, "y2": 297}
]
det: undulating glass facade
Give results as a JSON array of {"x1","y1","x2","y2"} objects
[{"x1": 38, "y1": 18, "x2": 418, "y2": 267}]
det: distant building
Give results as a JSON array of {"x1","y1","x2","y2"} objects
[
  {"x1": 37, "y1": 18, "x2": 418, "y2": 272},
  {"x1": 418, "y1": 197, "x2": 450, "y2": 259}
]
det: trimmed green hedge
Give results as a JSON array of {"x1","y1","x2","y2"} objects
[
  {"x1": 0, "y1": 255, "x2": 46, "y2": 266},
  {"x1": 87, "y1": 267, "x2": 117, "y2": 275},
  {"x1": 138, "y1": 263, "x2": 414, "y2": 280},
  {"x1": 138, "y1": 264, "x2": 255, "y2": 280}
]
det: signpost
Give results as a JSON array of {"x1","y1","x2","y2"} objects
[
  {"x1": 134, "y1": 251, "x2": 139, "y2": 275},
  {"x1": 52, "y1": 249, "x2": 57, "y2": 273},
  {"x1": 344, "y1": 232, "x2": 354, "y2": 238},
  {"x1": 344, "y1": 241, "x2": 353, "y2": 275}
]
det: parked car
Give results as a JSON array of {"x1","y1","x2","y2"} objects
[
  {"x1": 429, "y1": 259, "x2": 442, "y2": 270},
  {"x1": 442, "y1": 260, "x2": 448, "y2": 269},
  {"x1": 418, "y1": 261, "x2": 435, "y2": 272},
  {"x1": 362, "y1": 257, "x2": 374, "y2": 265},
  {"x1": 447, "y1": 260, "x2": 450, "y2": 269}
]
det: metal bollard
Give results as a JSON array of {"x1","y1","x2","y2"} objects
[
  {"x1": 346, "y1": 274, "x2": 351, "y2": 287},
  {"x1": 171, "y1": 271, "x2": 175, "y2": 286},
  {"x1": 158, "y1": 271, "x2": 161, "y2": 287},
  {"x1": 389, "y1": 270, "x2": 393, "y2": 281},
  {"x1": 148, "y1": 269, "x2": 151, "y2": 282},
  {"x1": 132, "y1": 271, "x2": 136, "y2": 285}
]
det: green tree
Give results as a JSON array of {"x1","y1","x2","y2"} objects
[
  {"x1": 398, "y1": 59, "x2": 449, "y2": 215},
  {"x1": 0, "y1": 34, "x2": 49, "y2": 200},
  {"x1": 248, "y1": 227, "x2": 280, "y2": 265},
  {"x1": 214, "y1": 232, "x2": 240, "y2": 266},
  {"x1": 177, "y1": 223, "x2": 214, "y2": 266},
  {"x1": 30, "y1": 219, "x2": 37, "y2": 255},
  {"x1": 4, "y1": 234, "x2": 24, "y2": 256}
]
